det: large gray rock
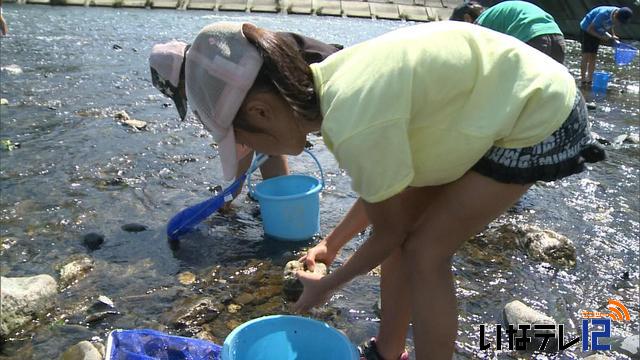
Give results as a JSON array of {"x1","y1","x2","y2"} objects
[
  {"x1": 503, "y1": 300, "x2": 556, "y2": 327},
  {"x1": 516, "y1": 225, "x2": 576, "y2": 268},
  {"x1": 503, "y1": 300, "x2": 557, "y2": 352},
  {"x1": 59, "y1": 340, "x2": 103, "y2": 360},
  {"x1": 1, "y1": 275, "x2": 58, "y2": 338},
  {"x1": 583, "y1": 355, "x2": 612, "y2": 360}
]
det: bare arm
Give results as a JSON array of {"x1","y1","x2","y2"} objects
[
  {"x1": 294, "y1": 192, "x2": 412, "y2": 311},
  {"x1": 587, "y1": 23, "x2": 612, "y2": 41},
  {"x1": 322, "y1": 195, "x2": 411, "y2": 289},
  {"x1": 324, "y1": 198, "x2": 369, "y2": 253}
]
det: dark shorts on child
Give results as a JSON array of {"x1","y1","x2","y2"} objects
[
  {"x1": 580, "y1": 30, "x2": 601, "y2": 54},
  {"x1": 472, "y1": 92, "x2": 606, "y2": 184},
  {"x1": 527, "y1": 33, "x2": 566, "y2": 64}
]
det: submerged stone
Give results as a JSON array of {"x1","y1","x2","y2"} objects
[
  {"x1": 121, "y1": 223, "x2": 148, "y2": 232},
  {"x1": 163, "y1": 297, "x2": 221, "y2": 330},
  {"x1": 85, "y1": 295, "x2": 118, "y2": 323},
  {"x1": 60, "y1": 341, "x2": 103, "y2": 360},
  {"x1": 82, "y1": 232, "x2": 105, "y2": 251},
  {"x1": 60, "y1": 257, "x2": 94, "y2": 288}
]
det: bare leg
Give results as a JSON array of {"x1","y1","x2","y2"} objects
[
  {"x1": 259, "y1": 155, "x2": 289, "y2": 179},
  {"x1": 375, "y1": 186, "x2": 439, "y2": 359},
  {"x1": 401, "y1": 171, "x2": 531, "y2": 359},
  {"x1": 376, "y1": 248, "x2": 412, "y2": 359},
  {"x1": 586, "y1": 53, "x2": 597, "y2": 83},
  {"x1": 580, "y1": 52, "x2": 588, "y2": 83}
]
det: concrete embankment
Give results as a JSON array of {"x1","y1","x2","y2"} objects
[
  {"x1": 5, "y1": 0, "x2": 639, "y2": 39},
  {"x1": 7, "y1": 0, "x2": 461, "y2": 22}
]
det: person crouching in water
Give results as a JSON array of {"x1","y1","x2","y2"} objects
[{"x1": 153, "y1": 21, "x2": 605, "y2": 359}]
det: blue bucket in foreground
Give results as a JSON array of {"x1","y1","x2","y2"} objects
[
  {"x1": 249, "y1": 150, "x2": 324, "y2": 241},
  {"x1": 615, "y1": 42, "x2": 638, "y2": 66},
  {"x1": 592, "y1": 71, "x2": 611, "y2": 92},
  {"x1": 222, "y1": 315, "x2": 359, "y2": 360}
]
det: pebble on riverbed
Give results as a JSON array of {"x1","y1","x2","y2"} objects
[
  {"x1": 60, "y1": 340, "x2": 104, "y2": 360},
  {"x1": 82, "y1": 232, "x2": 105, "y2": 251},
  {"x1": 59, "y1": 257, "x2": 94, "y2": 288},
  {"x1": 121, "y1": 223, "x2": 148, "y2": 232},
  {"x1": 114, "y1": 110, "x2": 147, "y2": 130},
  {"x1": 282, "y1": 260, "x2": 328, "y2": 302}
]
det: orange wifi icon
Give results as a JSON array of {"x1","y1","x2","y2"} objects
[{"x1": 607, "y1": 299, "x2": 631, "y2": 322}]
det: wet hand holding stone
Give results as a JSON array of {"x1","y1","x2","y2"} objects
[{"x1": 282, "y1": 260, "x2": 327, "y2": 302}]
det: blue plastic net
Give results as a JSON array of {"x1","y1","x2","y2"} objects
[
  {"x1": 615, "y1": 43, "x2": 638, "y2": 66},
  {"x1": 107, "y1": 329, "x2": 222, "y2": 360}
]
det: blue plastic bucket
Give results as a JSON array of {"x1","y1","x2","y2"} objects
[
  {"x1": 615, "y1": 43, "x2": 638, "y2": 66},
  {"x1": 592, "y1": 71, "x2": 611, "y2": 92},
  {"x1": 222, "y1": 315, "x2": 359, "y2": 360},
  {"x1": 249, "y1": 150, "x2": 324, "y2": 241}
]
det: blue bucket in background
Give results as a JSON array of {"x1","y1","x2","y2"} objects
[
  {"x1": 592, "y1": 71, "x2": 611, "y2": 92},
  {"x1": 222, "y1": 315, "x2": 359, "y2": 360},
  {"x1": 249, "y1": 150, "x2": 324, "y2": 241},
  {"x1": 615, "y1": 42, "x2": 639, "y2": 66}
]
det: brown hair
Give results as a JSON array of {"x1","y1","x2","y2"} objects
[
  {"x1": 234, "y1": 24, "x2": 321, "y2": 133},
  {"x1": 449, "y1": 1, "x2": 484, "y2": 22}
]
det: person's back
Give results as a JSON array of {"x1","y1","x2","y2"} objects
[
  {"x1": 313, "y1": 21, "x2": 576, "y2": 200},
  {"x1": 475, "y1": 1, "x2": 561, "y2": 43},
  {"x1": 580, "y1": 6, "x2": 617, "y2": 34}
]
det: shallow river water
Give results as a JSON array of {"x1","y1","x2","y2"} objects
[{"x1": 0, "y1": 4, "x2": 638, "y2": 359}]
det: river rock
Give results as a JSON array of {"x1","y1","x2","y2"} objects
[
  {"x1": 613, "y1": 133, "x2": 640, "y2": 145},
  {"x1": 163, "y1": 297, "x2": 221, "y2": 330},
  {"x1": 611, "y1": 334, "x2": 639, "y2": 358},
  {"x1": 59, "y1": 340, "x2": 102, "y2": 360},
  {"x1": 590, "y1": 131, "x2": 611, "y2": 145},
  {"x1": 59, "y1": 257, "x2": 94, "y2": 288},
  {"x1": 85, "y1": 295, "x2": 118, "y2": 323},
  {"x1": 121, "y1": 223, "x2": 148, "y2": 232},
  {"x1": 586, "y1": 102, "x2": 597, "y2": 110},
  {"x1": 503, "y1": 300, "x2": 555, "y2": 328},
  {"x1": 282, "y1": 260, "x2": 328, "y2": 302},
  {"x1": 516, "y1": 225, "x2": 576, "y2": 268},
  {"x1": 1, "y1": 65, "x2": 23, "y2": 75},
  {"x1": 82, "y1": 232, "x2": 104, "y2": 251},
  {"x1": 122, "y1": 119, "x2": 147, "y2": 130},
  {"x1": 0, "y1": 275, "x2": 58, "y2": 339},
  {"x1": 503, "y1": 300, "x2": 557, "y2": 352},
  {"x1": 0, "y1": 98, "x2": 8, "y2": 105},
  {"x1": 114, "y1": 110, "x2": 147, "y2": 130},
  {"x1": 583, "y1": 355, "x2": 612, "y2": 360}
]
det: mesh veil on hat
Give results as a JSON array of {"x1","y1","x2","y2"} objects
[
  {"x1": 185, "y1": 22, "x2": 263, "y2": 181},
  {"x1": 149, "y1": 40, "x2": 190, "y2": 120}
]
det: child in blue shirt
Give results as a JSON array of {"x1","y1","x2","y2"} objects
[{"x1": 579, "y1": 6, "x2": 633, "y2": 85}]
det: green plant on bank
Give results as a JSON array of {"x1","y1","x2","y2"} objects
[
  {"x1": 113, "y1": 0, "x2": 123, "y2": 6},
  {"x1": 49, "y1": 0, "x2": 66, "y2": 5}
]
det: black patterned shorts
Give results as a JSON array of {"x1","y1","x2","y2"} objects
[{"x1": 472, "y1": 92, "x2": 606, "y2": 184}]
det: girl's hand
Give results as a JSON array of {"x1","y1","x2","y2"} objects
[
  {"x1": 293, "y1": 271, "x2": 334, "y2": 313},
  {"x1": 298, "y1": 240, "x2": 337, "y2": 271}
]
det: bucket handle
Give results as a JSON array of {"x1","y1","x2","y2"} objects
[{"x1": 247, "y1": 149, "x2": 325, "y2": 196}]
